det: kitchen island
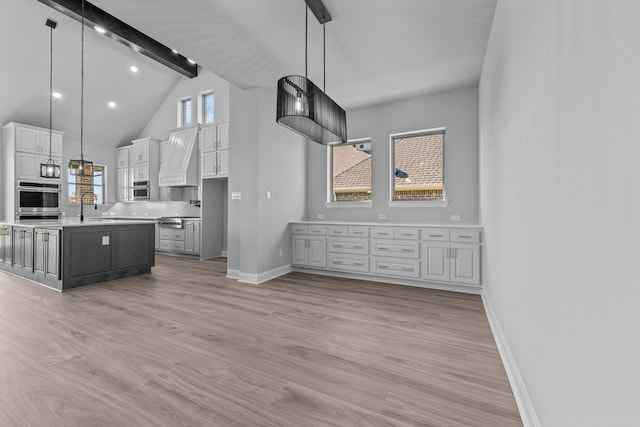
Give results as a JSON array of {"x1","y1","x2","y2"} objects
[{"x1": 0, "y1": 219, "x2": 155, "y2": 291}]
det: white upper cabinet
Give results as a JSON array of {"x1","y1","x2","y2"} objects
[
  {"x1": 131, "y1": 138, "x2": 152, "y2": 164},
  {"x1": 13, "y1": 124, "x2": 63, "y2": 157},
  {"x1": 116, "y1": 146, "x2": 130, "y2": 169}
]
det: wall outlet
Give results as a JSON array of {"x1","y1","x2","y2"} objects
[
  {"x1": 102, "y1": 236, "x2": 110, "y2": 245},
  {"x1": 278, "y1": 249, "x2": 283, "y2": 257},
  {"x1": 378, "y1": 213, "x2": 386, "y2": 220},
  {"x1": 266, "y1": 190, "x2": 271, "y2": 200},
  {"x1": 317, "y1": 214, "x2": 324, "y2": 219},
  {"x1": 451, "y1": 215, "x2": 461, "y2": 221},
  {"x1": 231, "y1": 192, "x2": 242, "y2": 200}
]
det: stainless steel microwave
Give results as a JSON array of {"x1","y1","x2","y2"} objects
[{"x1": 132, "y1": 180, "x2": 150, "y2": 200}]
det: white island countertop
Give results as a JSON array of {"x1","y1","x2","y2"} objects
[{"x1": 0, "y1": 218, "x2": 158, "y2": 229}]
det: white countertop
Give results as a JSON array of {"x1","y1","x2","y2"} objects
[
  {"x1": 0, "y1": 218, "x2": 158, "y2": 229},
  {"x1": 291, "y1": 220, "x2": 482, "y2": 228}
]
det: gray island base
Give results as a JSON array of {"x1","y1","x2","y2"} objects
[{"x1": 0, "y1": 220, "x2": 155, "y2": 291}]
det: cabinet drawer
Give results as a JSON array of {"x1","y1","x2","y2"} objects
[
  {"x1": 371, "y1": 227, "x2": 394, "y2": 238},
  {"x1": 422, "y1": 229, "x2": 450, "y2": 241},
  {"x1": 451, "y1": 229, "x2": 481, "y2": 243},
  {"x1": 371, "y1": 239, "x2": 420, "y2": 259},
  {"x1": 328, "y1": 254, "x2": 369, "y2": 273},
  {"x1": 159, "y1": 229, "x2": 185, "y2": 241},
  {"x1": 328, "y1": 237, "x2": 369, "y2": 255},
  {"x1": 308, "y1": 225, "x2": 327, "y2": 235},
  {"x1": 348, "y1": 226, "x2": 369, "y2": 237},
  {"x1": 291, "y1": 224, "x2": 309, "y2": 235},
  {"x1": 327, "y1": 226, "x2": 348, "y2": 236},
  {"x1": 394, "y1": 228, "x2": 420, "y2": 240},
  {"x1": 159, "y1": 240, "x2": 185, "y2": 252},
  {"x1": 371, "y1": 257, "x2": 420, "y2": 279}
]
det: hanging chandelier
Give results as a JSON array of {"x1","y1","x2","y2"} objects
[
  {"x1": 276, "y1": 0, "x2": 347, "y2": 146},
  {"x1": 68, "y1": 0, "x2": 93, "y2": 177},
  {"x1": 40, "y1": 18, "x2": 61, "y2": 179}
]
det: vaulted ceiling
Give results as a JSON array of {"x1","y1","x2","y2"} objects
[{"x1": 1, "y1": 0, "x2": 496, "y2": 149}]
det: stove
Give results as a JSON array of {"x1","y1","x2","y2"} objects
[{"x1": 157, "y1": 216, "x2": 200, "y2": 229}]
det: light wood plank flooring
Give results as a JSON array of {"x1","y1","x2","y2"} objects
[{"x1": 0, "y1": 255, "x2": 522, "y2": 426}]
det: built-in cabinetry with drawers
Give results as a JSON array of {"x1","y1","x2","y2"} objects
[
  {"x1": 290, "y1": 222, "x2": 482, "y2": 293},
  {"x1": 115, "y1": 138, "x2": 160, "y2": 201},
  {"x1": 157, "y1": 220, "x2": 201, "y2": 256},
  {"x1": 199, "y1": 121, "x2": 229, "y2": 178}
]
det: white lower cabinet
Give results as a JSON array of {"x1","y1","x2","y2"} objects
[
  {"x1": 290, "y1": 222, "x2": 482, "y2": 292},
  {"x1": 185, "y1": 220, "x2": 201, "y2": 255}
]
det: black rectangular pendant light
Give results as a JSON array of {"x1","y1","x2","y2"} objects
[{"x1": 276, "y1": 0, "x2": 347, "y2": 146}]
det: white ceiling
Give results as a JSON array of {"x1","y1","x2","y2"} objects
[
  {"x1": 0, "y1": 0, "x2": 496, "y2": 153},
  {"x1": 90, "y1": 0, "x2": 497, "y2": 109}
]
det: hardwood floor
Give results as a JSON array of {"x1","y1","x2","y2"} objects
[{"x1": 0, "y1": 255, "x2": 522, "y2": 426}]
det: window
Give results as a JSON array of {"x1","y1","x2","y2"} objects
[
  {"x1": 68, "y1": 165, "x2": 105, "y2": 205},
  {"x1": 201, "y1": 91, "x2": 214, "y2": 124},
  {"x1": 179, "y1": 98, "x2": 192, "y2": 127},
  {"x1": 328, "y1": 138, "x2": 372, "y2": 202},
  {"x1": 390, "y1": 128, "x2": 445, "y2": 201}
]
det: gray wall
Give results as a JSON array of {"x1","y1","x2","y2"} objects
[
  {"x1": 228, "y1": 86, "x2": 306, "y2": 278},
  {"x1": 479, "y1": 1, "x2": 640, "y2": 425},
  {"x1": 305, "y1": 86, "x2": 479, "y2": 224}
]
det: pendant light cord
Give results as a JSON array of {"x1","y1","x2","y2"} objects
[
  {"x1": 323, "y1": 22, "x2": 326, "y2": 92},
  {"x1": 80, "y1": 0, "x2": 85, "y2": 162},
  {"x1": 305, "y1": 5, "x2": 308, "y2": 79},
  {"x1": 49, "y1": 23, "x2": 53, "y2": 160}
]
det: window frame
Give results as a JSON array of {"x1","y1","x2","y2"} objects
[
  {"x1": 177, "y1": 97, "x2": 193, "y2": 128},
  {"x1": 198, "y1": 90, "x2": 215, "y2": 125},
  {"x1": 388, "y1": 127, "x2": 448, "y2": 208},
  {"x1": 67, "y1": 164, "x2": 107, "y2": 205},
  {"x1": 325, "y1": 137, "x2": 373, "y2": 208}
]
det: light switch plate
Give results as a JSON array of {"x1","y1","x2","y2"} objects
[
  {"x1": 451, "y1": 215, "x2": 461, "y2": 221},
  {"x1": 231, "y1": 192, "x2": 242, "y2": 200}
]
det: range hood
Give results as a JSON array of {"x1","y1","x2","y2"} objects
[{"x1": 159, "y1": 127, "x2": 199, "y2": 187}]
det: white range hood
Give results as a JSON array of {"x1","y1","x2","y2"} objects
[{"x1": 159, "y1": 127, "x2": 199, "y2": 187}]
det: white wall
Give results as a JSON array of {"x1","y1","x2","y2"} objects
[
  {"x1": 305, "y1": 86, "x2": 480, "y2": 224},
  {"x1": 227, "y1": 86, "x2": 306, "y2": 279},
  {"x1": 138, "y1": 69, "x2": 230, "y2": 141},
  {"x1": 479, "y1": 1, "x2": 640, "y2": 425}
]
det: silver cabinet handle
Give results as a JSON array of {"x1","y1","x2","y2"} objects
[
  {"x1": 401, "y1": 267, "x2": 414, "y2": 271},
  {"x1": 354, "y1": 245, "x2": 364, "y2": 249},
  {"x1": 378, "y1": 232, "x2": 389, "y2": 236},
  {"x1": 334, "y1": 244, "x2": 343, "y2": 248},
  {"x1": 401, "y1": 233, "x2": 413, "y2": 237},
  {"x1": 401, "y1": 248, "x2": 413, "y2": 252},
  {"x1": 354, "y1": 262, "x2": 364, "y2": 266},
  {"x1": 430, "y1": 234, "x2": 442, "y2": 237},
  {"x1": 353, "y1": 231, "x2": 364, "y2": 235},
  {"x1": 458, "y1": 235, "x2": 473, "y2": 239},
  {"x1": 334, "y1": 260, "x2": 342, "y2": 265},
  {"x1": 378, "y1": 265, "x2": 389, "y2": 269}
]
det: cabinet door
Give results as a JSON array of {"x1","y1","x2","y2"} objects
[
  {"x1": 1, "y1": 226, "x2": 13, "y2": 265},
  {"x1": 200, "y1": 152, "x2": 217, "y2": 179},
  {"x1": 15, "y1": 126, "x2": 40, "y2": 153},
  {"x1": 13, "y1": 228, "x2": 33, "y2": 271},
  {"x1": 217, "y1": 122, "x2": 229, "y2": 150},
  {"x1": 131, "y1": 140, "x2": 149, "y2": 164},
  {"x1": 422, "y1": 242, "x2": 450, "y2": 282},
  {"x1": 34, "y1": 229, "x2": 47, "y2": 275},
  {"x1": 15, "y1": 152, "x2": 41, "y2": 180},
  {"x1": 450, "y1": 244, "x2": 480, "y2": 285},
  {"x1": 38, "y1": 132, "x2": 62, "y2": 157},
  {"x1": 291, "y1": 236, "x2": 308, "y2": 266},
  {"x1": 185, "y1": 222, "x2": 194, "y2": 253},
  {"x1": 193, "y1": 222, "x2": 200, "y2": 255},
  {"x1": 45, "y1": 230, "x2": 60, "y2": 280},
  {"x1": 308, "y1": 236, "x2": 327, "y2": 268},
  {"x1": 117, "y1": 168, "x2": 129, "y2": 201},
  {"x1": 116, "y1": 147, "x2": 130, "y2": 168},
  {"x1": 133, "y1": 163, "x2": 149, "y2": 180},
  {"x1": 217, "y1": 150, "x2": 228, "y2": 176},
  {"x1": 201, "y1": 125, "x2": 216, "y2": 153}
]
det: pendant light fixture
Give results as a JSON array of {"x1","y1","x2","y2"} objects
[
  {"x1": 40, "y1": 18, "x2": 61, "y2": 179},
  {"x1": 68, "y1": 0, "x2": 93, "y2": 177},
  {"x1": 276, "y1": 0, "x2": 347, "y2": 146}
]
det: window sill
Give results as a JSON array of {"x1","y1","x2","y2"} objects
[
  {"x1": 387, "y1": 199, "x2": 449, "y2": 208},
  {"x1": 325, "y1": 201, "x2": 373, "y2": 209}
]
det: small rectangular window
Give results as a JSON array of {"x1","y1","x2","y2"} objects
[
  {"x1": 202, "y1": 92, "x2": 214, "y2": 124},
  {"x1": 181, "y1": 98, "x2": 192, "y2": 127},
  {"x1": 391, "y1": 129, "x2": 444, "y2": 201},
  {"x1": 329, "y1": 139, "x2": 372, "y2": 202},
  {"x1": 68, "y1": 164, "x2": 106, "y2": 204}
]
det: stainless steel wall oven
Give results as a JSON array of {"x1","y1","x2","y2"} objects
[{"x1": 15, "y1": 180, "x2": 62, "y2": 221}]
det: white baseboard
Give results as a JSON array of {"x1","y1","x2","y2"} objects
[
  {"x1": 226, "y1": 269, "x2": 239, "y2": 280},
  {"x1": 482, "y1": 292, "x2": 541, "y2": 427},
  {"x1": 237, "y1": 264, "x2": 292, "y2": 285}
]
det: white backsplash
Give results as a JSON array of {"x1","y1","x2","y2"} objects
[{"x1": 105, "y1": 201, "x2": 200, "y2": 218}]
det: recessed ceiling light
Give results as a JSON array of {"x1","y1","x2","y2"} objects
[
  {"x1": 130, "y1": 65, "x2": 139, "y2": 73},
  {"x1": 94, "y1": 25, "x2": 107, "y2": 34},
  {"x1": 107, "y1": 101, "x2": 117, "y2": 108},
  {"x1": 187, "y1": 58, "x2": 196, "y2": 64},
  {"x1": 52, "y1": 91, "x2": 62, "y2": 99}
]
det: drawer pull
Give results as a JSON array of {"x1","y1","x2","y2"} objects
[
  {"x1": 378, "y1": 265, "x2": 389, "y2": 269},
  {"x1": 333, "y1": 231, "x2": 344, "y2": 234},
  {"x1": 378, "y1": 232, "x2": 389, "y2": 235},
  {"x1": 430, "y1": 234, "x2": 443, "y2": 237},
  {"x1": 354, "y1": 262, "x2": 364, "y2": 266},
  {"x1": 334, "y1": 261, "x2": 343, "y2": 265},
  {"x1": 378, "y1": 247, "x2": 388, "y2": 251},
  {"x1": 401, "y1": 233, "x2": 413, "y2": 236},
  {"x1": 354, "y1": 245, "x2": 364, "y2": 249},
  {"x1": 312, "y1": 229, "x2": 322, "y2": 233},
  {"x1": 353, "y1": 231, "x2": 364, "y2": 235},
  {"x1": 458, "y1": 235, "x2": 473, "y2": 239},
  {"x1": 334, "y1": 244, "x2": 343, "y2": 248},
  {"x1": 401, "y1": 248, "x2": 413, "y2": 252},
  {"x1": 401, "y1": 267, "x2": 414, "y2": 272}
]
